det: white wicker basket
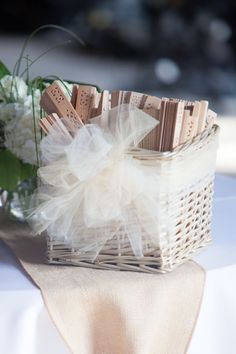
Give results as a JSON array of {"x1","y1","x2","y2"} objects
[{"x1": 47, "y1": 125, "x2": 219, "y2": 273}]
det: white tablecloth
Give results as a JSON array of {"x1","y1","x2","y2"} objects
[{"x1": 0, "y1": 175, "x2": 236, "y2": 354}]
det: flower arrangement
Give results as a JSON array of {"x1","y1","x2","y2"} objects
[
  {"x1": 0, "y1": 26, "x2": 92, "y2": 218},
  {"x1": 0, "y1": 63, "x2": 41, "y2": 216}
]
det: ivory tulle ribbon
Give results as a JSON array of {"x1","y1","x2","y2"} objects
[{"x1": 30, "y1": 105, "x2": 160, "y2": 259}]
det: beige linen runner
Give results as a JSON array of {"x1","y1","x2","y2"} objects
[{"x1": 0, "y1": 215, "x2": 205, "y2": 354}]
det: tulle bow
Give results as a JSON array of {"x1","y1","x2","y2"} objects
[{"x1": 31, "y1": 104, "x2": 161, "y2": 259}]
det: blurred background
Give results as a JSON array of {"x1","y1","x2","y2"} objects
[{"x1": 0, "y1": 0, "x2": 235, "y2": 174}]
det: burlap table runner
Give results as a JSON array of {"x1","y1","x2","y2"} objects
[{"x1": 0, "y1": 215, "x2": 205, "y2": 354}]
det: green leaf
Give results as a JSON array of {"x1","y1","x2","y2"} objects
[
  {"x1": 20, "y1": 161, "x2": 37, "y2": 181},
  {"x1": 0, "y1": 150, "x2": 21, "y2": 192},
  {"x1": 0, "y1": 61, "x2": 10, "y2": 80},
  {"x1": 30, "y1": 76, "x2": 47, "y2": 91}
]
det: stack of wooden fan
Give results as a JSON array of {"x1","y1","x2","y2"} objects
[{"x1": 40, "y1": 81, "x2": 217, "y2": 151}]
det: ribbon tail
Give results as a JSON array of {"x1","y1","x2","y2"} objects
[
  {"x1": 77, "y1": 224, "x2": 121, "y2": 262},
  {"x1": 123, "y1": 206, "x2": 143, "y2": 258}
]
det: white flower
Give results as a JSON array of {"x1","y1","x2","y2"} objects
[
  {"x1": 0, "y1": 78, "x2": 73, "y2": 165},
  {"x1": 0, "y1": 102, "x2": 25, "y2": 122},
  {"x1": 0, "y1": 75, "x2": 28, "y2": 103},
  {"x1": 4, "y1": 109, "x2": 41, "y2": 165},
  {"x1": 2, "y1": 86, "x2": 42, "y2": 165}
]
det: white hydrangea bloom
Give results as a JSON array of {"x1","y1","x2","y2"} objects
[
  {"x1": 0, "y1": 75, "x2": 28, "y2": 103},
  {"x1": 0, "y1": 77, "x2": 72, "y2": 165},
  {"x1": 0, "y1": 102, "x2": 25, "y2": 122},
  {"x1": 4, "y1": 108, "x2": 41, "y2": 165},
  {"x1": 2, "y1": 86, "x2": 42, "y2": 165}
]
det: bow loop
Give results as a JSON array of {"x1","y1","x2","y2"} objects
[{"x1": 65, "y1": 124, "x2": 112, "y2": 181}]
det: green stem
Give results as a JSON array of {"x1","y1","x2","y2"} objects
[
  {"x1": 30, "y1": 86, "x2": 40, "y2": 166},
  {"x1": 25, "y1": 55, "x2": 30, "y2": 85},
  {"x1": 15, "y1": 24, "x2": 84, "y2": 77},
  {"x1": 20, "y1": 39, "x2": 72, "y2": 78},
  {"x1": 39, "y1": 87, "x2": 44, "y2": 141}
]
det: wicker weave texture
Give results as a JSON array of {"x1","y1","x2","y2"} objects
[{"x1": 47, "y1": 126, "x2": 219, "y2": 273}]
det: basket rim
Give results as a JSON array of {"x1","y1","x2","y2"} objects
[{"x1": 129, "y1": 124, "x2": 219, "y2": 161}]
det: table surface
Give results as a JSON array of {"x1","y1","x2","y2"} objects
[{"x1": 1, "y1": 174, "x2": 236, "y2": 354}]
